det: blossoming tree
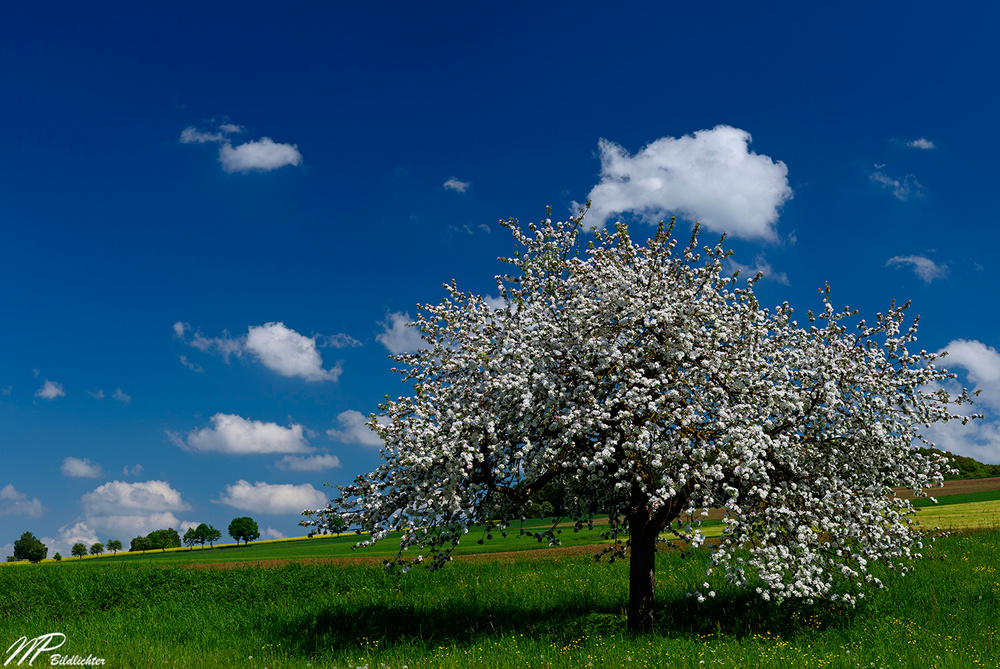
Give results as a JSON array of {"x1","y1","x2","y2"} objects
[{"x1": 304, "y1": 209, "x2": 978, "y2": 632}]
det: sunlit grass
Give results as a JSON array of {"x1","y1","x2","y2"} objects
[{"x1": 2, "y1": 528, "x2": 999, "y2": 668}]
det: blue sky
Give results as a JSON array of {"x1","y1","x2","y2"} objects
[{"x1": 2, "y1": 1, "x2": 999, "y2": 558}]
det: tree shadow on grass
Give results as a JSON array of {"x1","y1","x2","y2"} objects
[{"x1": 270, "y1": 590, "x2": 859, "y2": 654}]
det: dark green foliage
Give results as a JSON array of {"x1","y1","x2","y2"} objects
[
  {"x1": 203, "y1": 524, "x2": 222, "y2": 547},
  {"x1": 53, "y1": 552, "x2": 62, "y2": 561},
  {"x1": 146, "y1": 528, "x2": 182, "y2": 551},
  {"x1": 130, "y1": 535, "x2": 151, "y2": 553},
  {"x1": 184, "y1": 523, "x2": 223, "y2": 548},
  {"x1": 919, "y1": 447, "x2": 1000, "y2": 479},
  {"x1": 106, "y1": 539, "x2": 122, "y2": 556},
  {"x1": 89, "y1": 542, "x2": 104, "y2": 556},
  {"x1": 12, "y1": 531, "x2": 47, "y2": 563},
  {"x1": 71, "y1": 543, "x2": 87, "y2": 559},
  {"x1": 228, "y1": 517, "x2": 260, "y2": 546}
]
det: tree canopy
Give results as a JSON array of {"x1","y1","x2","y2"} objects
[
  {"x1": 228, "y1": 517, "x2": 260, "y2": 546},
  {"x1": 12, "y1": 531, "x2": 47, "y2": 563},
  {"x1": 303, "y1": 210, "x2": 979, "y2": 632}
]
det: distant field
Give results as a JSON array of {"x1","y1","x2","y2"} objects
[{"x1": 8, "y1": 476, "x2": 998, "y2": 570}]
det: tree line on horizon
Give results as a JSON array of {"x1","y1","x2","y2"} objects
[{"x1": 6, "y1": 517, "x2": 261, "y2": 563}]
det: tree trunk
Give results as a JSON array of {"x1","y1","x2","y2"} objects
[
  {"x1": 626, "y1": 482, "x2": 690, "y2": 633},
  {"x1": 627, "y1": 505, "x2": 659, "y2": 633}
]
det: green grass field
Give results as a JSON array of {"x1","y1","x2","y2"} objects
[{"x1": 3, "y1": 499, "x2": 999, "y2": 668}]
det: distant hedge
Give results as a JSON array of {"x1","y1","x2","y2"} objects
[{"x1": 918, "y1": 447, "x2": 1000, "y2": 480}]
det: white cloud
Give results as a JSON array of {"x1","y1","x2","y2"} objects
[
  {"x1": 578, "y1": 126, "x2": 793, "y2": 240},
  {"x1": 726, "y1": 254, "x2": 789, "y2": 286},
  {"x1": 179, "y1": 126, "x2": 227, "y2": 144},
  {"x1": 327, "y1": 410, "x2": 385, "y2": 447},
  {"x1": 0, "y1": 484, "x2": 45, "y2": 517},
  {"x1": 112, "y1": 388, "x2": 131, "y2": 404},
  {"x1": 181, "y1": 122, "x2": 302, "y2": 174},
  {"x1": 939, "y1": 340, "x2": 1000, "y2": 410},
  {"x1": 122, "y1": 464, "x2": 144, "y2": 477},
  {"x1": 376, "y1": 312, "x2": 428, "y2": 354},
  {"x1": 80, "y1": 480, "x2": 191, "y2": 540},
  {"x1": 56, "y1": 522, "x2": 99, "y2": 556},
  {"x1": 264, "y1": 527, "x2": 285, "y2": 540},
  {"x1": 245, "y1": 322, "x2": 342, "y2": 382},
  {"x1": 907, "y1": 137, "x2": 935, "y2": 150},
  {"x1": 275, "y1": 453, "x2": 343, "y2": 471},
  {"x1": 213, "y1": 480, "x2": 327, "y2": 514},
  {"x1": 61, "y1": 457, "x2": 104, "y2": 478},
  {"x1": 918, "y1": 339, "x2": 1000, "y2": 464},
  {"x1": 443, "y1": 177, "x2": 470, "y2": 192},
  {"x1": 35, "y1": 380, "x2": 65, "y2": 400},
  {"x1": 172, "y1": 413, "x2": 312, "y2": 455},
  {"x1": 219, "y1": 138, "x2": 303, "y2": 173},
  {"x1": 885, "y1": 255, "x2": 948, "y2": 283},
  {"x1": 176, "y1": 321, "x2": 343, "y2": 382},
  {"x1": 179, "y1": 355, "x2": 204, "y2": 372},
  {"x1": 319, "y1": 333, "x2": 364, "y2": 349},
  {"x1": 88, "y1": 389, "x2": 105, "y2": 399},
  {"x1": 870, "y1": 165, "x2": 923, "y2": 200}
]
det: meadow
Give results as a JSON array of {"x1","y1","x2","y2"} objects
[{"x1": 2, "y1": 487, "x2": 999, "y2": 669}]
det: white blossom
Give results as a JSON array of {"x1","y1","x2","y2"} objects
[{"x1": 302, "y1": 206, "x2": 979, "y2": 630}]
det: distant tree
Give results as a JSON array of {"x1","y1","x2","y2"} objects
[
  {"x1": 89, "y1": 542, "x2": 104, "y2": 556},
  {"x1": 71, "y1": 543, "x2": 88, "y2": 559},
  {"x1": 12, "y1": 531, "x2": 48, "y2": 563},
  {"x1": 164, "y1": 527, "x2": 181, "y2": 548},
  {"x1": 106, "y1": 539, "x2": 122, "y2": 556},
  {"x1": 130, "y1": 535, "x2": 151, "y2": 553},
  {"x1": 182, "y1": 527, "x2": 199, "y2": 548},
  {"x1": 204, "y1": 525, "x2": 222, "y2": 548},
  {"x1": 147, "y1": 528, "x2": 182, "y2": 552},
  {"x1": 53, "y1": 552, "x2": 62, "y2": 561},
  {"x1": 228, "y1": 517, "x2": 260, "y2": 546}
]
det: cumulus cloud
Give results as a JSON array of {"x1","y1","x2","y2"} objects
[
  {"x1": 326, "y1": 410, "x2": 386, "y2": 447},
  {"x1": 919, "y1": 340, "x2": 1000, "y2": 464},
  {"x1": 56, "y1": 521, "x2": 99, "y2": 556},
  {"x1": 264, "y1": 527, "x2": 285, "y2": 540},
  {"x1": 376, "y1": 312, "x2": 428, "y2": 354},
  {"x1": 175, "y1": 321, "x2": 344, "y2": 382},
  {"x1": 245, "y1": 322, "x2": 342, "y2": 382},
  {"x1": 939, "y1": 340, "x2": 1000, "y2": 410},
  {"x1": 213, "y1": 480, "x2": 327, "y2": 514},
  {"x1": 907, "y1": 137, "x2": 935, "y2": 150},
  {"x1": 0, "y1": 484, "x2": 45, "y2": 517},
  {"x1": 171, "y1": 413, "x2": 311, "y2": 455},
  {"x1": 578, "y1": 126, "x2": 793, "y2": 240},
  {"x1": 35, "y1": 380, "x2": 65, "y2": 400},
  {"x1": 443, "y1": 177, "x2": 470, "y2": 192},
  {"x1": 219, "y1": 138, "x2": 303, "y2": 173},
  {"x1": 61, "y1": 457, "x2": 104, "y2": 478},
  {"x1": 79, "y1": 480, "x2": 190, "y2": 539},
  {"x1": 180, "y1": 122, "x2": 302, "y2": 174},
  {"x1": 275, "y1": 453, "x2": 342, "y2": 471},
  {"x1": 112, "y1": 388, "x2": 132, "y2": 404},
  {"x1": 885, "y1": 255, "x2": 948, "y2": 283},
  {"x1": 870, "y1": 165, "x2": 923, "y2": 200}
]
